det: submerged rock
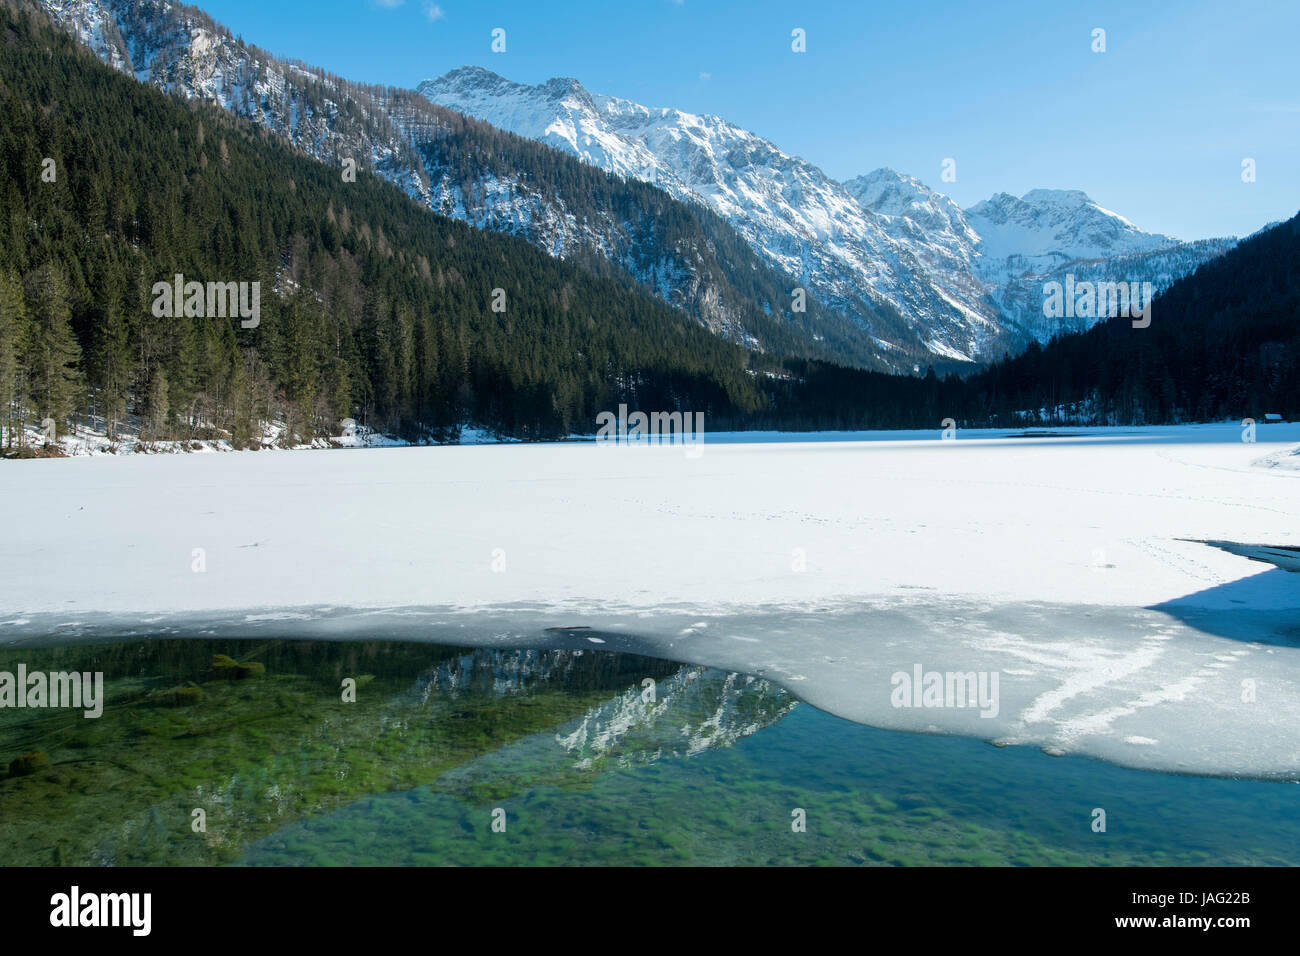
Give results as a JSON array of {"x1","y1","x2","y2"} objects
[
  {"x1": 150, "y1": 685, "x2": 205, "y2": 707},
  {"x1": 8, "y1": 750, "x2": 50, "y2": 778},
  {"x1": 208, "y1": 654, "x2": 266, "y2": 680}
]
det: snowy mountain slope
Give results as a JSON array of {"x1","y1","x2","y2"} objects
[
  {"x1": 840, "y1": 168, "x2": 995, "y2": 354},
  {"x1": 961, "y1": 188, "x2": 1237, "y2": 339},
  {"x1": 34, "y1": 0, "x2": 889, "y2": 369},
  {"x1": 37, "y1": 0, "x2": 1236, "y2": 369},
  {"x1": 965, "y1": 188, "x2": 1175, "y2": 264},
  {"x1": 845, "y1": 171, "x2": 1239, "y2": 343},
  {"x1": 986, "y1": 236, "x2": 1240, "y2": 340},
  {"x1": 38, "y1": 0, "x2": 435, "y2": 204},
  {"x1": 421, "y1": 68, "x2": 1235, "y2": 358},
  {"x1": 420, "y1": 67, "x2": 1010, "y2": 365},
  {"x1": 406, "y1": 105, "x2": 896, "y2": 364},
  {"x1": 843, "y1": 167, "x2": 980, "y2": 267}
]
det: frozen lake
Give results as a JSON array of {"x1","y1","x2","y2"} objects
[{"x1": 3, "y1": 423, "x2": 1298, "y2": 778}]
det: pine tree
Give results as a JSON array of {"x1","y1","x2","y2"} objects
[
  {"x1": 0, "y1": 270, "x2": 29, "y2": 448},
  {"x1": 91, "y1": 284, "x2": 133, "y2": 439},
  {"x1": 22, "y1": 262, "x2": 82, "y2": 425},
  {"x1": 144, "y1": 367, "x2": 170, "y2": 438}
]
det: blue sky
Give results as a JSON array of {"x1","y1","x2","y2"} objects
[{"x1": 199, "y1": 0, "x2": 1298, "y2": 241}]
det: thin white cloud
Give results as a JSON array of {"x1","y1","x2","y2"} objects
[{"x1": 423, "y1": 2, "x2": 446, "y2": 21}]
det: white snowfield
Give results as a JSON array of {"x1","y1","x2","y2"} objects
[{"x1": 2, "y1": 424, "x2": 1298, "y2": 779}]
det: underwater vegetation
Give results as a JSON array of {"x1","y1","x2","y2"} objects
[
  {"x1": 0, "y1": 640, "x2": 679, "y2": 865},
  {"x1": 3, "y1": 638, "x2": 1299, "y2": 866}
]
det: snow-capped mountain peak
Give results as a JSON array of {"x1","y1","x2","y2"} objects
[
  {"x1": 420, "y1": 68, "x2": 1020, "y2": 364},
  {"x1": 842, "y1": 167, "x2": 981, "y2": 261},
  {"x1": 420, "y1": 66, "x2": 1233, "y2": 364},
  {"x1": 966, "y1": 188, "x2": 1177, "y2": 262}
]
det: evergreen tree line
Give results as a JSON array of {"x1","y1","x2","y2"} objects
[
  {"x1": 952, "y1": 214, "x2": 1300, "y2": 426},
  {"x1": 720, "y1": 211, "x2": 1300, "y2": 431}
]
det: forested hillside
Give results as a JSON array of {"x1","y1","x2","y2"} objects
[
  {"x1": 0, "y1": 3, "x2": 772, "y2": 446},
  {"x1": 407, "y1": 98, "x2": 905, "y2": 368},
  {"x1": 961, "y1": 214, "x2": 1300, "y2": 425},
  {"x1": 28, "y1": 0, "x2": 910, "y2": 373}
]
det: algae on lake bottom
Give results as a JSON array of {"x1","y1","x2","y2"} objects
[{"x1": 4, "y1": 637, "x2": 1300, "y2": 867}]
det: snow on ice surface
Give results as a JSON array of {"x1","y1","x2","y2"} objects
[{"x1": 2, "y1": 424, "x2": 1298, "y2": 779}]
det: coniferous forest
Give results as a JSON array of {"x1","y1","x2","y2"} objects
[
  {"x1": 0, "y1": 5, "x2": 770, "y2": 447},
  {"x1": 959, "y1": 215, "x2": 1300, "y2": 426},
  {"x1": 0, "y1": 3, "x2": 1296, "y2": 453}
]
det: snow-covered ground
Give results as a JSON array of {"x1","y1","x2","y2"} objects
[
  {"x1": 2, "y1": 424, "x2": 1298, "y2": 779},
  {"x1": 1, "y1": 417, "x2": 544, "y2": 456},
  {"x1": 0, "y1": 417, "x2": 406, "y2": 455}
]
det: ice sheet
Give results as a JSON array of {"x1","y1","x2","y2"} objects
[{"x1": 2, "y1": 424, "x2": 1298, "y2": 778}]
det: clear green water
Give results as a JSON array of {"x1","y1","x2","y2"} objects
[{"x1": 1, "y1": 638, "x2": 1297, "y2": 866}]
